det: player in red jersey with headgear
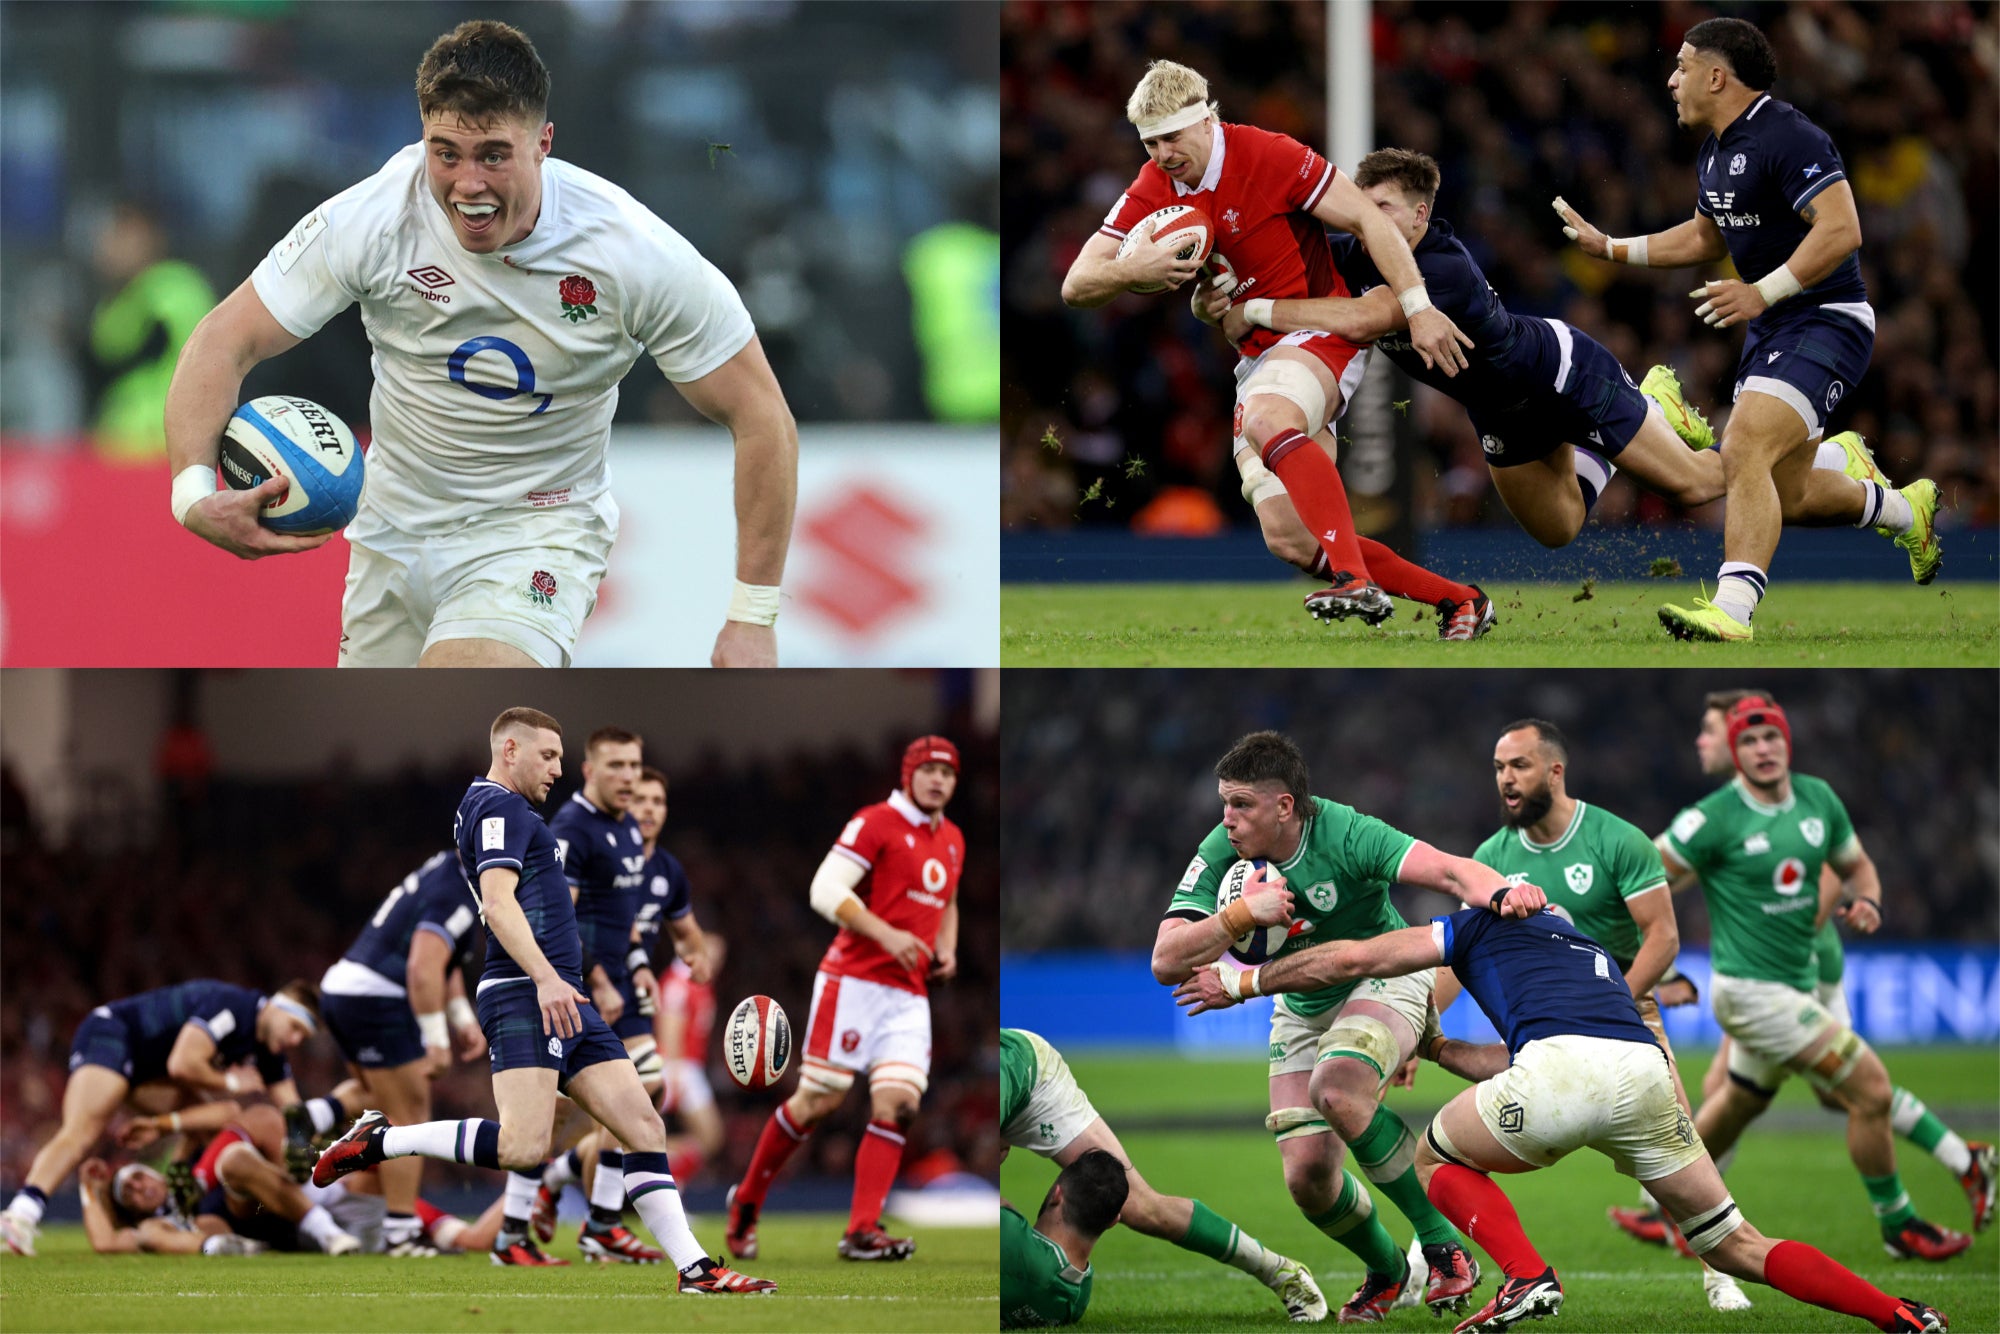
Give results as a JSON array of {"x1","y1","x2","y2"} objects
[
  {"x1": 1063, "y1": 59, "x2": 1486, "y2": 634},
  {"x1": 725, "y1": 736, "x2": 964, "y2": 1262}
]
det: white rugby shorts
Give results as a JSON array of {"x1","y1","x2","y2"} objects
[
  {"x1": 801, "y1": 971, "x2": 932, "y2": 1083},
  {"x1": 1713, "y1": 972, "x2": 1839, "y2": 1090},
  {"x1": 666, "y1": 1057, "x2": 716, "y2": 1115},
  {"x1": 338, "y1": 492, "x2": 617, "y2": 667},
  {"x1": 1000, "y1": 1029, "x2": 1101, "y2": 1159},
  {"x1": 1268, "y1": 968, "x2": 1434, "y2": 1079}
]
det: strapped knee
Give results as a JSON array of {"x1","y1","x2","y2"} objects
[
  {"x1": 1241, "y1": 360, "x2": 1331, "y2": 443},
  {"x1": 1265, "y1": 1106, "x2": 1333, "y2": 1143},
  {"x1": 799, "y1": 1057, "x2": 856, "y2": 1097},
  {"x1": 868, "y1": 1061, "x2": 928, "y2": 1101},
  {"x1": 1676, "y1": 1193, "x2": 1745, "y2": 1255},
  {"x1": 1801, "y1": 1028, "x2": 1868, "y2": 1094},
  {"x1": 1317, "y1": 1015, "x2": 1402, "y2": 1090},
  {"x1": 626, "y1": 1036, "x2": 664, "y2": 1081},
  {"x1": 1236, "y1": 448, "x2": 1289, "y2": 506}
]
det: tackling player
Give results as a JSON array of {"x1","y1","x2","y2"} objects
[
  {"x1": 1174, "y1": 903, "x2": 1952, "y2": 1334},
  {"x1": 1001, "y1": 1027, "x2": 1326, "y2": 1322},
  {"x1": 727, "y1": 736, "x2": 964, "y2": 1263},
  {"x1": 1003, "y1": 1148, "x2": 1128, "y2": 1329},
  {"x1": 1062, "y1": 60, "x2": 1483, "y2": 632},
  {"x1": 318, "y1": 850, "x2": 487, "y2": 1256},
  {"x1": 1152, "y1": 729, "x2": 1551, "y2": 1322},
  {"x1": 1205, "y1": 150, "x2": 1917, "y2": 566},
  {"x1": 312, "y1": 706, "x2": 774, "y2": 1294},
  {"x1": 1555, "y1": 18, "x2": 1940, "y2": 641},
  {"x1": 1, "y1": 978, "x2": 321, "y2": 1257},
  {"x1": 164, "y1": 20, "x2": 798, "y2": 668},
  {"x1": 1656, "y1": 695, "x2": 1973, "y2": 1261}
]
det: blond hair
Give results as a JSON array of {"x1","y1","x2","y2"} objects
[{"x1": 1125, "y1": 59, "x2": 1217, "y2": 128}]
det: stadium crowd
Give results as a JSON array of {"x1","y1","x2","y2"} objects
[
  {"x1": 1001, "y1": 1, "x2": 1997, "y2": 538},
  {"x1": 0, "y1": 734, "x2": 1000, "y2": 1213},
  {"x1": 998, "y1": 669, "x2": 1997, "y2": 954}
]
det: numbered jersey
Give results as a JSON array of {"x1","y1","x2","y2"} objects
[
  {"x1": 251, "y1": 143, "x2": 755, "y2": 533},
  {"x1": 548, "y1": 793, "x2": 647, "y2": 975},
  {"x1": 1167, "y1": 795, "x2": 1415, "y2": 1018},
  {"x1": 1659, "y1": 773, "x2": 1858, "y2": 990},
  {"x1": 1432, "y1": 906, "x2": 1658, "y2": 1058},
  {"x1": 1472, "y1": 802, "x2": 1667, "y2": 968},
  {"x1": 821, "y1": 788, "x2": 965, "y2": 997},
  {"x1": 333, "y1": 850, "x2": 481, "y2": 992},
  {"x1": 455, "y1": 777, "x2": 582, "y2": 991}
]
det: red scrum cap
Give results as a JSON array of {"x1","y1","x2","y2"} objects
[
  {"x1": 1725, "y1": 696, "x2": 1792, "y2": 773},
  {"x1": 901, "y1": 735, "x2": 960, "y2": 790}
]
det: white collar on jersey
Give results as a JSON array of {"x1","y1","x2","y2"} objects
[
  {"x1": 1730, "y1": 774, "x2": 1796, "y2": 815},
  {"x1": 888, "y1": 787, "x2": 940, "y2": 830},
  {"x1": 1173, "y1": 121, "x2": 1228, "y2": 198}
]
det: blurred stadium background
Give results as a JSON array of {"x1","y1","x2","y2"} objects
[
  {"x1": 1000, "y1": 1, "x2": 1998, "y2": 589},
  {"x1": 0, "y1": 1, "x2": 999, "y2": 666},
  {"x1": 1, "y1": 667, "x2": 1000, "y2": 1225}
]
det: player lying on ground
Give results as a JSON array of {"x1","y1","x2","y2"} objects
[
  {"x1": 1556, "y1": 18, "x2": 1939, "y2": 642},
  {"x1": 164, "y1": 19, "x2": 797, "y2": 667},
  {"x1": 1, "y1": 978, "x2": 321, "y2": 1257},
  {"x1": 1002, "y1": 1148, "x2": 1129, "y2": 1329},
  {"x1": 1153, "y1": 729, "x2": 1561, "y2": 1322},
  {"x1": 1611, "y1": 689, "x2": 1995, "y2": 1252},
  {"x1": 1199, "y1": 149, "x2": 1923, "y2": 573},
  {"x1": 85, "y1": 1101, "x2": 361, "y2": 1255},
  {"x1": 1001, "y1": 1027, "x2": 1327, "y2": 1322},
  {"x1": 313, "y1": 707, "x2": 773, "y2": 1293},
  {"x1": 1656, "y1": 695, "x2": 1975, "y2": 1262},
  {"x1": 319, "y1": 849, "x2": 487, "y2": 1255},
  {"x1": 729, "y1": 737, "x2": 964, "y2": 1263},
  {"x1": 1063, "y1": 59, "x2": 1491, "y2": 638},
  {"x1": 1175, "y1": 903, "x2": 1952, "y2": 1334}
]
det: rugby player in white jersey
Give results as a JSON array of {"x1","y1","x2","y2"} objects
[{"x1": 164, "y1": 20, "x2": 797, "y2": 668}]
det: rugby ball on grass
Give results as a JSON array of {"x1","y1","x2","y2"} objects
[
  {"x1": 723, "y1": 995, "x2": 792, "y2": 1090},
  {"x1": 220, "y1": 395, "x2": 364, "y2": 535},
  {"x1": 1216, "y1": 858, "x2": 1309, "y2": 965},
  {"x1": 1116, "y1": 204, "x2": 1215, "y2": 293}
]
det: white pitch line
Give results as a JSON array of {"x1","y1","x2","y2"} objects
[
  {"x1": 139, "y1": 1291, "x2": 994, "y2": 1301},
  {"x1": 1095, "y1": 1268, "x2": 1994, "y2": 1285}
]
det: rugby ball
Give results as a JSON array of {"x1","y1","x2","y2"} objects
[
  {"x1": 219, "y1": 395, "x2": 364, "y2": 535},
  {"x1": 1115, "y1": 204, "x2": 1215, "y2": 293},
  {"x1": 723, "y1": 995, "x2": 792, "y2": 1090},
  {"x1": 1216, "y1": 858, "x2": 1304, "y2": 965}
]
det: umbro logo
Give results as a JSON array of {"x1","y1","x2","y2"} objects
[{"x1": 407, "y1": 265, "x2": 454, "y2": 304}]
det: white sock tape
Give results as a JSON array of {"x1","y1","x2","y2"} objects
[{"x1": 727, "y1": 581, "x2": 782, "y2": 626}]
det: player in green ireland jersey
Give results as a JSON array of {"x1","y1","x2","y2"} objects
[
  {"x1": 999, "y1": 1028, "x2": 1328, "y2": 1322},
  {"x1": 1002, "y1": 1143, "x2": 1125, "y2": 1329},
  {"x1": 1153, "y1": 730, "x2": 1550, "y2": 1322},
  {"x1": 1657, "y1": 695, "x2": 1975, "y2": 1262}
]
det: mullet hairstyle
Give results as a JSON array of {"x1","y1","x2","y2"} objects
[
  {"x1": 1126, "y1": 58, "x2": 1217, "y2": 127},
  {"x1": 1354, "y1": 148, "x2": 1441, "y2": 211},
  {"x1": 416, "y1": 20, "x2": 552, "y2": 127},
  {"x1": 586, "y1": 726, "x2": 642, "y2": 756},
  {"x1": 1499, "y1": 718, "x2": 1569, "y2": 765},
  {"x1": 491, "y1": 706, "x2": 563, "y2": 741},
  {"x1": 1683, "y1": 17, "x2": 1777, "y2": 92},
  {"x1": 1214, "y1": 730, "x2": 1312, "y2": 811}
]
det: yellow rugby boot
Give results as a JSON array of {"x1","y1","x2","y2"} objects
[
  {"x1": 1896, "y1": 478, "x2": 1942, "y2": 584},
  {"x1": 1658, "y1": 595, "x2": 1754, "y2": 643},
  {"x1": 1827, "y1": 429, "x2": 1890, "y2": 487},
  {"x1": 1640, "y1": 364, "x2": 1715, "y2": 450}
]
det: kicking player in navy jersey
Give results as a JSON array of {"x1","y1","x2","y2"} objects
[
  {"x1": 1, "y1": 978, "x2": 321, "y2": 1256},
  {"x1": 1556, "y1": 17, "x2": 1940, "y2": 642},
  {"x1": 313, "y1": 706, "x2": 772, "y2": 1293},
  {"x1": 1202, "y1": 149, "x2": 1904, "y2": 572},
  {"x1": 1176, "y1": 904, "x2": 1949, "y2": 1333},
  {"x1": 319, "y1": 850, "x2": 487, "y2": 1255}
]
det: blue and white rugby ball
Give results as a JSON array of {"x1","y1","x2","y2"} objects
[
  {"x1": 1216, "y1": 857, "x2": 1305, "y2": 965},
  {"x1": 219, "y1": 395, "x2": 364, "y2": 535}
]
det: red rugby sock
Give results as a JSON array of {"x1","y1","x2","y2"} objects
[
  {"x1": 1357, "y1": 538, "x2": 1477, "y2": 606},
  {"x1": 737, "y1": 1103, "x2": 810, "y2": 1208},
  {"x1": 1426, "y1": 1164, "x2": 1546, "y2": 1279},
  {"x1": 848, "y1": 1119, "x2": 908, "y2": 1234},
  {"x1": 1261, "y1": 428, "x2": 1372, "y2": 581},
  {"x1": 1762, "y1": 1239, "x2": 1901, "y2": 1327}
]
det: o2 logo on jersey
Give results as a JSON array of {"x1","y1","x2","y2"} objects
[{"x1": 448, "y1": 335, "x2": 552, "y2": 415}]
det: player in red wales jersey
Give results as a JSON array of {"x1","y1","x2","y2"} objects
[
  {"x1": 726, "y1": 737, "x2": 964, "y2": 1262},
  {"x1": 1063, "y1": 59, "x2": 1488, "y2": 635}
]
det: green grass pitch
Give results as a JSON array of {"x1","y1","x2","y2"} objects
[
  {"x1": 1001, "y1": 1047, "x2": 1999, "y2": 1332},
  {"x1": 0, "y1": 1214, "x2": 996, "y2": 1333},
  {"x1": 1001, "y1": 582, "x2": 1997, "y2": 665}
]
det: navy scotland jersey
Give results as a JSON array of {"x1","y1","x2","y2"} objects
[
  {"x1": 632, "y1": 845, "x2": 695, "y2": 963},
  {"x1": 99, "y1": 980, "x2": 290, "y2": 1086},
  {"x1": 1329, "y1": 220, "x2": 1650, "y2": 465},
  {"x1": 548, "y1": 792, "x2": 647, "y2": 975},
  {"x1": 455, "y1": 778, "x2": 583, "y2": 991},
  {"x1": 1432, "y1": 907, "x2": 1657, "y2": 1058},
  {"x1": 337, "y1": 851, "x2": 480, "y2": 990},
  {"x1": 1694, "y1": 95, "x2": 1866, "y2": 325}
]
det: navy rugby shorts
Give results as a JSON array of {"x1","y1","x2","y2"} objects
[
  {"x1": 321, "y1": 992, "x2": 426, "y2": 1070},
  {"x1": 1734, "y1": 304, "x2": 1873, "y2": 442},
  {"x1": 477, "y1": 981, "x2": 628, "y2": 1087},
  {"x1": 1471, "y1": 320, "x2": 1651, "y2": 467}
]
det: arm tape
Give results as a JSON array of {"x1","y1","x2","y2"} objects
[
  {"x1": 1613, "y1": 236, "x2": 1650, "y2": 266},
  {"x1": 626, "y1": 946, "x2": 651, "y2": 975},
  {"x1": 1753, "y1": 263, "x2": 1803, "y2": 307},
  {"x1": 417, "y1": 1011, "x2": 449, "y2": 1049},
  {"x1": 808, "y1": 850, "x2": 868, "y2": 923}
]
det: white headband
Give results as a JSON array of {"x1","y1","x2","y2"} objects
[
  {"x1": 1135, "y1": 101, "x2": 1213, "y2": 140},
  {"x1": 269, "y1": 994, "x2": 318, "y2": 1034}
]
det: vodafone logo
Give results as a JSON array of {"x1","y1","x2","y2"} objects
[
  {"x1": 1773, "y1": 857, "x2": 1808, "y2": 896},
  {"x1": 921, "y1": 858, "x2": 947, "y2": 892}
]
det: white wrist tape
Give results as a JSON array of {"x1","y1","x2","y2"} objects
[
  {"x1": 417, "y1": 1011, "x2": 449, "y2": 1050},
  {"x1": 224, "y1": 1071, "x2": 241, "y2": 1093},
  {"x1": 447, "y1": 997, "x2": 476, "y2": 1031},
  {"x1": 1753, "y1": 263, "x2": 1803, "y2": 308},
  {"x1": 1243, "y1": 298, "x2": 1275, "y2": 329},
  {"x1": 1398, "y1": 286, "x2": 1434, "y2": 318},
  {"x1": 1614, "y1": 236, "x2": 1650, "y2": 267},
  {"x1": 171, "y1": 464, "x2": 217, "y2": 527},
  {"x1": 727, "y1": 580, "x2": 781, "y2": 626}
]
